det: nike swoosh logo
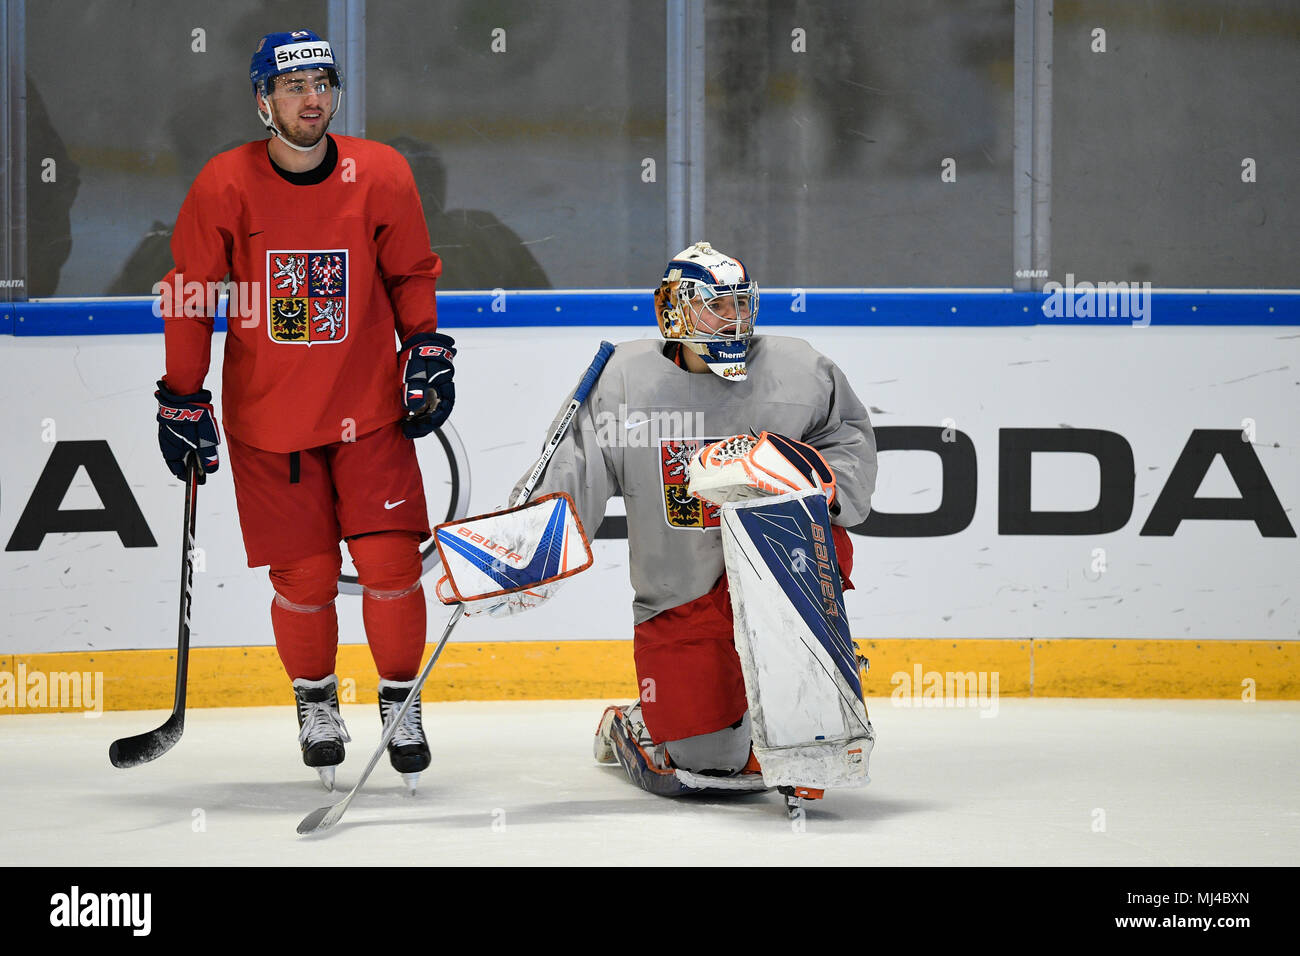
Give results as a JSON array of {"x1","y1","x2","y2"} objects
[
  {"x1": 625, "y1": 418, "x2": 652, "y2": 430},
  {"x1": 383, "y1": 499, "x2": 406, "y2": 510},
  {"x1": 248, "y1": 230, "x2": 264, "y2": 237}
]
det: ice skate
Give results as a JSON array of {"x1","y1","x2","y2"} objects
[
  {"x1": 293, "y1": 675, "x2": 351, "y2": 792},
  {"x1": 378, "y1": 678, "x2": 431, "y2": 793},
  {"x1": 593, "y1": 701, "x2": 636, "y2": 765}
]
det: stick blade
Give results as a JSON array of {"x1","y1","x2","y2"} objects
[
  {"x1": 108, "y1": 714, "x2": 185, "y2": 768},
  {"x1": 297, "y1": 800, "x2": 346, "y2": 835}
]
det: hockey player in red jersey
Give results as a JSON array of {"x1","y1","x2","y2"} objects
[
  {"x1": 490, "y1": 242, "x2": 877, "y2": 807},
  {"x1": 153, "y1": 30, "x2": 454, "y2": 791}
]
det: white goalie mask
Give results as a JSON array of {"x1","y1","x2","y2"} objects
[{"x1": 655, "y1": 241, "x2": 758, "y2": 382}]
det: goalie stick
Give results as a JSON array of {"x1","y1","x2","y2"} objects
[
  {"x1": 297, "y1": 340, "x2": 616, "y2": 835},
  {"x1": 109, "y1": 455, "x2": 199, "y2": 768}
]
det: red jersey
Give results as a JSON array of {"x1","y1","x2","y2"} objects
[{"x1": 160, "y1": 135, "x2": 441, "y2": 452}]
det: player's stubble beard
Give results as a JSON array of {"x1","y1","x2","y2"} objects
[{"x1": 269, "y1": 98, "x2": 330, "y2": 150}]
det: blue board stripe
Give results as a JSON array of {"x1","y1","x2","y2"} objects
[{"x1": 3, "y1": 289, "x2": 1296, "y2": 335}]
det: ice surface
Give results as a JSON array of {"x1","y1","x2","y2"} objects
[{"x1": 2, "y1": 699, "x2": 1296, "y2": 866}]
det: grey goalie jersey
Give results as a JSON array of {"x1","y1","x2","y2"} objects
[{"x1": 513, "y1": 335, "x2": 877, "y2": 624}]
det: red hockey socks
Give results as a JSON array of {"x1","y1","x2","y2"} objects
[
  {"x1": 268, "y1": 535, "x2": 426, "y2": 682},
  {"x1": 268, "y1": 550, "x2": 343, "y2": 680},
  {"x1": 347, "y1": 531, "x2": 426, "y2": 681}
]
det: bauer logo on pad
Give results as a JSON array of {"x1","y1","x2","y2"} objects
[{"x1": 433, "y1": 493, "x2": 593, "y2": 603}]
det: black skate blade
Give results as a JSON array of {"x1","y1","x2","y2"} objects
[{"x1": 109, "y1": 714, "x2": 184, "y2": 768}]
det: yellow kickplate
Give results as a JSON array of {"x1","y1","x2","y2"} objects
[
  {"x1": 1, "y1": 638, "x2": 1295, "y2": 715},
  {"x1": 1032, "y1": 639, "x2": 1298, "y2": 699}
]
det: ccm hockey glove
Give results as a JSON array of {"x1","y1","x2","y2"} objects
[
  {"x1": 155, "y1": 379, "x2": 221, "y2": 483},
  {"x1": 400, "y1": 331, "x2": 456, "y2": 438}
]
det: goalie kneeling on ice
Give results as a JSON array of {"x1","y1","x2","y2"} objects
[
  {"x1": 432, "y1": 493, "x2": 593, "y2": 616},
  {"x1": 719, "y1": 486, "x2": 874, "y2": 792}
]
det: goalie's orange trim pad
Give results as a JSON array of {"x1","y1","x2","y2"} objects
[
  {"x1": 432, "y1": 492, "x2": 594, "y2": 605},
  {"x1": 640, "y1": 741, "x2": 681, "y2": 777},
  {"x1": 752, "y1": 432, "x2": 837, "y2": 506}
]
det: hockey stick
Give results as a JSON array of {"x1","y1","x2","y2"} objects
[
  {"x1": 109, "y1": 454, "x2": 199, "y2": 768},
  {"x1": 297, "y1": 340, "x2": 616, "y2": 835},
  {"x1": 515, "y1": 341, "x2": 615, "y2": 506}
]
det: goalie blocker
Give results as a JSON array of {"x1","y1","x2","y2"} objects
[
  {"x1": 720, "y1": 487, "x2": 874, "y2": 793},
  {"x1": 432, "y1": 492, "x2": 593, "y2": 612}
]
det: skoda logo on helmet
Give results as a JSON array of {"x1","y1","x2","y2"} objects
[{"x1": 274, "y1": 43, "x2": 335, "y2": 67}]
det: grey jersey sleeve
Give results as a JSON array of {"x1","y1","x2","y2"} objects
[
  {"x1": 510, "y1": 386, "x2": 621, "y2": 541},
  {"x1": 805, "y1": 354, "x2": 877, "y2": 527}
]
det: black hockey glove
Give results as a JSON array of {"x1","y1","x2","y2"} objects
[
  {"x1": 399, "y1": 331, "x2": 456, "y2": 438},
  {"x1": 155, "y1": 379, "x2": 221, "y2": 484}
]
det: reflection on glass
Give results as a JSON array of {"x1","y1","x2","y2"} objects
[
  {"x1": 26, "y1": 1, "x2": 325, "y2": 296},
  {"x1": 704, "y1": 0, "x2": 1015, "y2": 288},
  {"x1": 1052, "y1": 0, "x2": 1300, "y2": 288},
  {"x1": 365, "y1": 0, "x2": 666, "y2": 288}
]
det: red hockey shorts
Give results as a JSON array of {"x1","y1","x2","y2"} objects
[
  {"x1": 634, "y1": 524, "x2": 855, "y2": 745},
  {"x1": 227, "y1": 422, "x2": 430, "y2": 568}
]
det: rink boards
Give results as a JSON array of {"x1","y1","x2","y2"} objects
[{"x1": 1, "y1": 300, "x2": 1297, "y2": 708}]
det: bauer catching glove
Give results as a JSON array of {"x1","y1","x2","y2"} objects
[
  {"x1": 400, "y1": 331, "x2": 456, "y2": 438},
  {"x1": 435, "y1": 574, "x2": 559, "y2": 618},
  {"x1": 155, "y1": 379, "x2": 221, "y2": 484},
  {"x1": 687, "y1": 431, "x2": 836, "y2": 506}
]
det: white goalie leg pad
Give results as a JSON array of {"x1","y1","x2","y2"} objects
[{"x1": 720, "y1": 488, "x2": 875, "y2": 791}]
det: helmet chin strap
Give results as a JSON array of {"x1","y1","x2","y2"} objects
[
  {"x1": 257, "y1": 89, "x2": 343, "y2": 153},
  {"x1": 685, "y1": 339, "x2": 749, "y2": 382}
]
